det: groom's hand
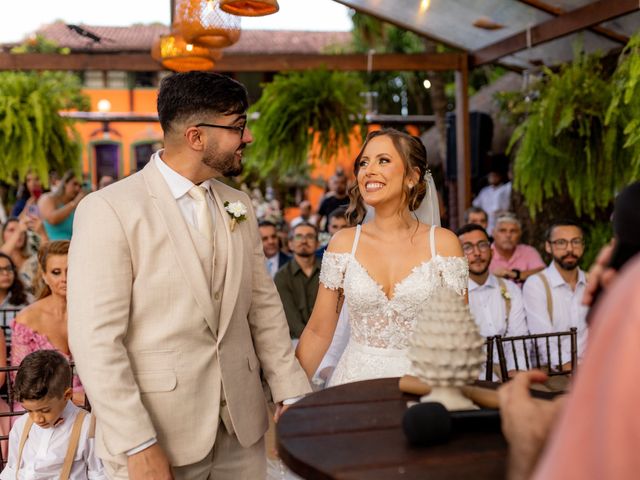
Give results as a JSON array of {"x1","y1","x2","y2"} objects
[
  {"x1": 128, "y1": 443, "x2": 174, "y2": 480},
  {"x1": 274, "y1": 402, "x2": 289, "y2": 423}
]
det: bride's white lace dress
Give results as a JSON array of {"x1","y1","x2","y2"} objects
[{"x1": 321, "y1": 224, "x2": 468, "y2": 386}]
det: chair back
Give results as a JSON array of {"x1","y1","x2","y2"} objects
[{"x1": 495, "y1": 328, "x2": 578, "y2": 383}]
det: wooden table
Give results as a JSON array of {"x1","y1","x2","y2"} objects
[{"x1": 277, "y1": 378, "x2": 507, "y2": 480}]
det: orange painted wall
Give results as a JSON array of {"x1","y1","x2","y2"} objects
[{"x1": 76, "y1": 89, "x2": 162, "y2": 186}]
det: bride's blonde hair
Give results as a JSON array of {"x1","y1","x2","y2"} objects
[{"x1": 346, "y1": 129, "x2": 428, "y2": 225}]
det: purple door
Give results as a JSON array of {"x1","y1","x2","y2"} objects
[{"x1": 94, "y1": 143, "x2": 120, "y2": 180}]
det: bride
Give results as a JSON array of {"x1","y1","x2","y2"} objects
[{"x1": 296, "y1": 129, "x2": 468, "y2": 385}]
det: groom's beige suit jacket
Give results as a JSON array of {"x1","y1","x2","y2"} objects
[{"x1": 68, "y1": 160, "x2": 311, "y2": 467}]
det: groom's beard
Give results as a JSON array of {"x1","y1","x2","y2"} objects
[{"x1": 202, "y1": 142, "x2": 245, "y2": 177}]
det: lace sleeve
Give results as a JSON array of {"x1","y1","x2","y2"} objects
[
  {"x1": 319, "y1": 252, "x2": 350, "y2": 290},
  {"x1": 435, "y1": 256, "x2": 469, "y2": 295}
]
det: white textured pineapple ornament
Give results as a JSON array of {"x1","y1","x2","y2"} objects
[{"x1": 408, "y1": 286, "x2": 485, "y2": 410}]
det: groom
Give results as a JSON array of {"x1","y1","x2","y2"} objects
[{"x1": 68, "y1": 72, "x2": 311, "y2": 479}]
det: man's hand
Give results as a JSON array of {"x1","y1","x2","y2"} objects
[
  {"x1": 493, "y1": 268, "x2": 514, "y2": 279},
  {"x1": 128, "y1": 443, "x2": 174, "y2": 480},
  {"x1": 498, "y1": 370, "x2": 565, "y2": 480},
  {"x1": 274, "y1": 402, "x2": 289, "y2": 423}
]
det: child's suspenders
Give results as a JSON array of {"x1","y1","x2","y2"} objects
[{"x1": 15, "y1": 409, "x2": 94, "y2": 480}]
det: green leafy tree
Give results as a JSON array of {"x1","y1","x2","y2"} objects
[
  {"x1": 499, "y1": 41, "x2": 640, "y2": 219},
  {"x1": 245, "y1": 68, "x2": 365, "y2": 178},
  {"x1": 0, "y1": 71, "x2": 89, "y2": 186}
]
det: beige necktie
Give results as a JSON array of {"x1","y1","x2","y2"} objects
[{"x1": 188, "y1": 185, "x2": 213, "y2": 243}]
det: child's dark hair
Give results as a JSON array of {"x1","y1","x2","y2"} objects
[{"x1": 14, "y1": 350, "x2": 72, "y2": 402}]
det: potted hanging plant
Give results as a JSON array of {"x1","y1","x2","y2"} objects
[
  {"x1": 244, "y1": 68, "x2": 366, "y2": 178},
  {"x1": 0, "y1": 70, "x2": 89, "y2": 186}
]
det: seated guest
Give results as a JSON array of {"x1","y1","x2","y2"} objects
[
  {"x1": 472, "y1": 167, "x2": 510, "y2": 233},
  {"x1": 1, "y1": 217, "x2": 44, "y2": 293},
  {"x1": 10, "y1": 172, "x2": 42, "y2": 218},
  {"x1": 0, "y1": 252, "x2": 31, "y2": 322},
  {"x1": 457, "y1": 224, "x2": 528, "y2": 379},
  {"x1": 0, "y1": 350, "x2": 106, "y2": 479},
  {"x1": 37, "y1": 170, "x2": 85, "y2": 241},
  {"x1": 290, "y1": 200, "x2": 315, "y2": 229},
  {"x1": 490, "y1": 214, "x2": 545, "y2": 285},
  {"x1": 523, "y1": 220, "x2": 588, "y2": 367},
  {"x1": 259, "y1": 220, "x2": 290, "y2": 279},
  {"x1": 316, "y1": 206, "x2": 348, "y2": 258},
  {"x1": 464, "y1": 206, "x2": 489, "y2": 231},
  {"x1": 317, "y1": 174, "x2": 349, "y2": 231},
  {"x1": 11, "y1": 241, "x2": 83, "y2": 405},
  {"x1": 275, "y1": 222, "x2": 322, "y2": 340}
]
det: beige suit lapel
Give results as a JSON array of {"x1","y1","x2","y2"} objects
[
  {"x1": 209, "y1": 181, "x2": 243, "y2": 340},
  {"x1": 141, "y1": 162, "x2": 218, "y2": 336}
]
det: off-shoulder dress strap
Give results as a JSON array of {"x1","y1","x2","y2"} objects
[
  {"x1": 430, "y1": 225, "x2": 437, "y2": 258},
  {"x1": 351, "y1": 224, "x2": 362, "y2": 256}
]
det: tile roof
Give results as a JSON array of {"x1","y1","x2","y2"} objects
[{"x1": 29, "y1": 22, "x2": 352, "y2": 54}]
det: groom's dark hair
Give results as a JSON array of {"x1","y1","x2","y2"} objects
[{"x1": 157, "y1": 72, "x2": 249, "y2": 134}]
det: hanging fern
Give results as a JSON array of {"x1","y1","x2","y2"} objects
[
  {"x1": 498, "y1": 37, "x2": 640, "y2": 219},
  {"x1": 0, "y1": 71, "x2": 88, "y2": 186},
  {"x1": 245, "y1": 68, "x2": 366, "y2": 178}
]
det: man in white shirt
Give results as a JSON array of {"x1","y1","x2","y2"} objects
[
  {"x1": 523, "y1": 220, "x2": 589, "y2": 368},
  {"x1": 259, "y1": 220, "x2": 290, "y2": 278},
  {"x1": 457, "y1": 223, "x2": 528, "y2": 378},
  {"x1": 472, "y1": 168, "x2": 510, "y2": 233}
]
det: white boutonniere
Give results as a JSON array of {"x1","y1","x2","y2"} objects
[
  {"x1": 500, "y1": 286, "x2": 511, "y2": 301},
  {"x1": 224, "y1": 201, "x2": 248, "y2": 232}
]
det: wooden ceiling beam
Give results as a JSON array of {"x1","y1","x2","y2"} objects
[
  {"x1": 472, "y1": 0, "x2": 638, "y2": 66},
  {"x1": 516, "y1": 0, "x2": 629, "y2": 44},
  {"x1": 0, "y1": 52, "x2": 465, "y2": 72}
]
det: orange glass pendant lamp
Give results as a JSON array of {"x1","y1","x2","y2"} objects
[
  {"x1": 175, "y1": 0, "x2": 241, "y2": 49},
  {"x1": 220, "y1": 0, "x2": 279, "y2": 16},
  {"x1": 151, "y1": 33, "x2": 222, "y2": 72}
]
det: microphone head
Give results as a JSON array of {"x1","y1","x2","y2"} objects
[{"x1": 402, "y1": 402, "x2": 452, "y2": 446}]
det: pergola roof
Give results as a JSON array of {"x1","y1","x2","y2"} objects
[{"x1": 335, "y1": 0, "x2": 639, "y2": 69}]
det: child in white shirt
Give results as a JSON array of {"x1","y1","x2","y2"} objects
[{"x1": 0, "y1": 350, "x2": 106, "y2": 479}]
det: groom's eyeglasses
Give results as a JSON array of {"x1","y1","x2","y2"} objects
[{"x1": 195, "y1": 122, "x2": 246, "y2": 138}]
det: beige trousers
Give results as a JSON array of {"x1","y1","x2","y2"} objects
[{"x1": 103, "y1": 421, "x2": 266, "y2": 480}]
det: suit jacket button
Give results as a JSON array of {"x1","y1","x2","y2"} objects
[
  {"x1": 214, "y1": 292, "x2": 220, "y2": 301},
  {"x1": 220, "y1": 398, "x2": 227, "y2": 407}
]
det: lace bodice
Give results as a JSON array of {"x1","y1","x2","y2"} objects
[{"x1": 320, "y1": 226, "x2": 468, "y2": 351}]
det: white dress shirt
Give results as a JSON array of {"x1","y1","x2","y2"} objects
[
  {"x1": 472, "y1": 184, "x2": 510, "y2": 233},
  {"x1": 1, "y1": 401, "x2": 106, "y2": 480},
  {"x1": 469, "y1": 274, "x2": 528, "y2": 377},
  {"x1": 523, "y1": 262, "x2": 589, "y2": 366},
  {"x1": 154, "y1": 151, "x2": 217, "y2": 230}
]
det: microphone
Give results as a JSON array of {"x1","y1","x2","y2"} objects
[{"x1": 402, "y1": 402, "x2": 501, "y2": 446}]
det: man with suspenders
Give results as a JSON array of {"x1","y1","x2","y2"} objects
[
  {"x1": 523, "y1": 220, "x2": 589, "y2": 369},
  {"x1": 457, "y1": 224, "x2": 528, "y2": 379}
]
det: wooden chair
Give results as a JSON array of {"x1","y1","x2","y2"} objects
[
  {"x1": 495, "y1": 328, "x2": 578, "y2": 384},
  {"x1": 484, "y1": 336, "x2": 497, "y2": 381}
]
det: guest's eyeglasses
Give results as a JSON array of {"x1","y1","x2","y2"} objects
[
  {"x1": 195, "y1": 123, "x2": 246, "y2": 138},
  {"x1": 549, "y1": 238, "x2": 584, "y2": 249},
  {"x1": 0, "y1": 266, "x2": 14, "y2": 275},
  {"x1": 292, "y1": 234, "x2": 317, "y2": 242},
  {"x1": 461, "y1": 241, "x2": 491, "y2": 254}
]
